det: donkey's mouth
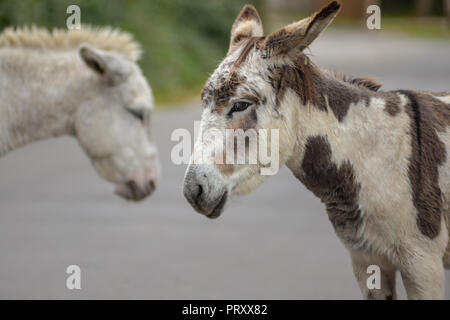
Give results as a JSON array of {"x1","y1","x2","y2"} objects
[
  {"x1": 205, "y1": 190, "x2": 228, "y2": 219},
  {"x1": 115, "y1": 180, "x2": 156, "y2": 202}
]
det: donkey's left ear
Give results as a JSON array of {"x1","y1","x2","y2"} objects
[
  {"x1": 262, "y1": 1, "x2": 341, "y2": 59},
  {"x1": 229, "y1": 4, "x2": 263, "y2": 54},
  {"x1": 79, "y1": 44, "x2": 132, "y2": 84}
]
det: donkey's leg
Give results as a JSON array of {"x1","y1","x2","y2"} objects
[
  {"x1": 399, "y1": 253, "x2": 445, "y2": 300},
  {"x1": 350, "y1": 251, "x2": 397, "y2": 300}
]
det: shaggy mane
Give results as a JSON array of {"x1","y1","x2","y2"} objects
[
  {"x1": 323, "y1": 69, "x2": 382, "y2": 92},
  {"x1": 0, "y1": 25, "x2": 142, "y2": 61}
]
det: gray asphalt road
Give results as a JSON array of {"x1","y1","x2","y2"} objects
[{"x1": 0, "y1": 31, "x2": 449, "y2": 299}]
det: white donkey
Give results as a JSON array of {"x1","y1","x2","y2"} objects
[
  {"x1": 0, "y1": 26, "x2": 159, "y2": 201},
  {"x1": 183, "y1": 2, "x2": 450, "y2": 299}
]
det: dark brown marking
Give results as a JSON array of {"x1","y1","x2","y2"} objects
[
  {"x1": 267, "y1": 57, "x2": 374, "y2": 121},
  {"x1": 328, "y1": 72, "x2": 382, "y2": 92},
  {"x1": 398, "y1": 90, "x2": 447, "y2": 239},
  {"x1": 267, "y1": 55, "x2": 317, "y2": 107},
  {"x1": 313, "y1": 74, "x2": 371, "y2": 121},
  {"x1": 295, "y1": 135, "x2": 363, "y2": 247},
  {"x1": 349, "y1": 77, "x2": 382, "y2": 92},
  {"x1": 307, "y1": 1, "x2": 341, "y2": 34},
  {"x1": 382, "y1": 92, "x2": 401, "y2": 116},
  {"x1": 213, "y1": 73, "x2": 246, "y2": 114},
  {"x1": 234, "y1": 5, "x2": 261, "y2": 25}
]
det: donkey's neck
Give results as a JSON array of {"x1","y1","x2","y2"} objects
[
  {"x1": 0, "y1": 48, "x2": 88, "y2": 156},
  {"x1": 285, "y1": 70, "x2": 388, "y2": 174}
]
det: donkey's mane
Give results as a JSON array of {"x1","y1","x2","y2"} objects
[
  {"x1": 0, "y1": 26, "x2": 141, "y2": 61},
  {"x1": 324, "y1": 70, "x2": 382, "y2": 92}
]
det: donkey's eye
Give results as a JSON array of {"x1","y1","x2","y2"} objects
[
  {"x1": 127, "y1": 109, "x2": 144, "y2": 122},
  {"x1": 228, "y1": 101, "x2": 251, "y2": 117}
]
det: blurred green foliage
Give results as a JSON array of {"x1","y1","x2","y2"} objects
[{"x1": 0, "y1": 0, "x2": 261, "y2": 105}]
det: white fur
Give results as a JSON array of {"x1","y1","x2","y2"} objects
[{"x1": 0, "y1": 27, "x2": 158, "y2": 199}]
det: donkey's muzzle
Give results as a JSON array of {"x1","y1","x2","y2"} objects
[
  {"x1": 115, "y1": 179, "x2": 156, "y2": 201},
  {"x1": 183, "y1": 165, "x2": 228, "y2": 219}
]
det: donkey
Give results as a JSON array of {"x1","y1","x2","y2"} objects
[
  {"x1": 0, "y1": 26, "x2": 159, "y2": 201},
  {"x1": 183, "y1": 2, "x2": 450, "y2": 299}
]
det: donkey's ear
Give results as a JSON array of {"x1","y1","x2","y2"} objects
[
  {"x1": 79, "y1": 44, "x2": 131, "y2": 84},
  {"x1": 262, "y1": 1, "x2": 340, "y2": 59},
  {"x1": 229, "y1": 4, "x2": 263, "y2": 54}
]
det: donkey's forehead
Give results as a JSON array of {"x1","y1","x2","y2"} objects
[
  {"x1": 123, "y1": 68, "x2": 154, "y2": 110},
  {"x1": 201, "y1": 45, "x2": 266, "y2": 112}
]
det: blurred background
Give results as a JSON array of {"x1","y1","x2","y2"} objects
[
  {"x1": 0, "y1": 0, "x2": 448, "y2": 105},
  {"x1": 0, "y1": 0, "x2": 449, "y2": 299}
]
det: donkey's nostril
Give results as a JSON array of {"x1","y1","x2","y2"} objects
[
  {"x1": 146, "y1": 180, "x2": 156, "y2": 195},
  {"x1": 126, "y1": 180, "x2": 139, "y2": 200},
  {"x1": 196, "y1": 184, "x2": 203, "y2": 200},
  {"x1": 126, "y1": 180, "x2": 138, "y2": 192}
]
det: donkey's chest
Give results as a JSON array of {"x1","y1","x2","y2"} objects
[
  {"x1": 292, "y1": 129, "x2": 419, "y2": 252},
  {"x1": 294, "y1": 135, "x2": 365, "y2": 248}
]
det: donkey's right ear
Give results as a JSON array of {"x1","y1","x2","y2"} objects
[
  {"x1": 262, "y1": 1, "x2": 341, "y2": 59},
  {"x1": 79, "y1": 44, "x2": 131, "y2": 84},
  {"x1": 228, "y1": 4, "x2": 263, "y2": 54}
]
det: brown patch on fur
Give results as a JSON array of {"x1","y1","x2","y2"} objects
[
  {"x1": 267, "y1": 58, "x2": 374, "y2": 122},
  {"x1": 382, "y1": 92, "x2": 401, "y2": 116},
  {"x1": 398, "y1": 90, "x2": 447, "y2": 239},
  {"x1": 213, "y1": 73, "x2": 246, "y2": 114},
  {"x1": 201, "y1": 83, "x2": 213, "y2": 106},
  {"x1": 314, "y1": 76, "x2": 371, "y2": 121},
  {"x1": 327, "y1": 71, "x2": 382, "y2": 92},
  {"x1": 295, "y1": 135, "x2": 363, "y2": 247},
  {"x1": 267, "y1": 55, "x2": 319, "y2": 107},
  {"x1": 202, "y1": 37, "x2": 265, "y2": 113},
  {"x1": 349, "y1": 78, "x2": 382, "y2": 92}
]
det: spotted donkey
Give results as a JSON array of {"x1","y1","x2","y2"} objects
[{"x1": 183, "y1": 1, "x2": 450, "y2": 299}]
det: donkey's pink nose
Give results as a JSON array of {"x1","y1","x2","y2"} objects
[
  {"x1": 114, "y1": 161, "x2": 159, "y2": 201},
  {"x1": 115, "y1": 178, "x2": 156, "y2": 201}
]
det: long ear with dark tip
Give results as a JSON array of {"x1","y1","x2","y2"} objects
[
  {"x1": 79, "y1": 44, "x2": 131, "y2": 84},
  {"x1": 229, "y1": 4, "x2": 263, "y2": 54},
  {"x1": 79, "y1": 45, "x2": 107, "y2": 75},
  {"x1": 262, "y1": 1, "x2": 341, "y2": 59}
]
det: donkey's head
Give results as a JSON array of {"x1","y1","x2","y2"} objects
[
  {"x1": 75, "y1": 45, "x2": 159, "y2": 201},
  {"x1": 183, "y1": 2, "x2": 341, "y2": 217}
]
